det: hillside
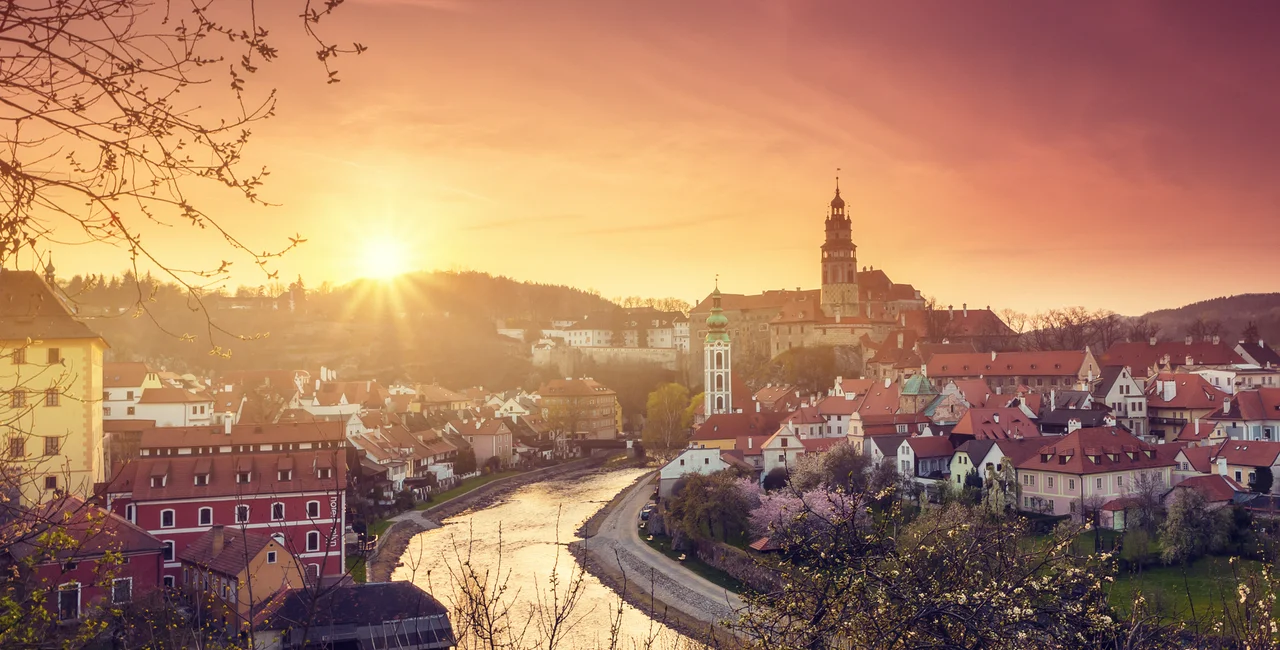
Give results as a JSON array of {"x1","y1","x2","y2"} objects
[
  {"x1": 1137, "y1": 293, "x2": 1280, "y2": 343},
  {"x1": 71, "y1": 270, "x2": 618, "y2": 389}
]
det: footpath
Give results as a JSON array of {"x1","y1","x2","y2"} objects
[
  {"x1": 571, "y1": 471, "x2": 746, "y2": 643},
  {"x1": 365, "y1": 457, "x2": 604, "y2": 582}
]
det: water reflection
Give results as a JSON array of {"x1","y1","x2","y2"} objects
[{"x1": 394, "y1": 467, "x2": 687, "y2": 648}]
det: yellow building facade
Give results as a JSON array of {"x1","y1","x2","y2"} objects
[{"x1": 1, "y1": 270, "x2": 107, "y2": 503}]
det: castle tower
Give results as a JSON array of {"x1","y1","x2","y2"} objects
[
  {"x1": 820, "y1": 178, "x2": 859, "y2": 319},
  {"x1": 703, "y1": 282, "x2": 732, "y2": 416}
]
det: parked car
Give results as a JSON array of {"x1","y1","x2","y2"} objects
[{"x1": 640, "y1": 504, "x2": 656, "y2": 521}]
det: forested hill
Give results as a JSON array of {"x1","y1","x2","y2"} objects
[
  {"x1": 1137, "y1": 293, "x2": 1280, "y2": 343},
  {"x1": 64, "y1": 270, "x2": 618, "y2": 389}
]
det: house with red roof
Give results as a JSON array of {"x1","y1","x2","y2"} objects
[
  {"x1": 102, "y1": 361, "x2": 164, "y2": 421},
  {"x1": 897, "y1": 435, "x2": 956, "y2": 492},
  {"x1": 925, "y1": 349, "x2": 1099, "y2": 394},
  {"x1": 125, "y1": 386, "x2": 216, "y2": 428},
  {"x1": 5, "y1": 497, "x2": 166, "y2": 623},
  {"x1": 950, "y1": 407, "x2": 1040, "y2": 442},
  {"x1": 1206, "y1": 387, "x2": 1280, "y2": 442},
  {"x1": 1145, "y1": 372, "x2": 1229, "y2": 442},
  {"x1": 462, "y1": 419, "x2": 514, "y2": 469},
  {"x1": 760, "y1": 423, "x2": 841, "y2": 477},
  {"x1": 1014, "y1": 426, "x2": 1176, "y2": 523},
  {"x1": 1101, "y1": 337, "x2": 1245, "y2": 378},
  {"x1": 1214, "y1": 440, "x2": 1280, "y2": 490},
  {"x1": 103, "y1": 446, "x2": 348, "y2": 586},
  {"x1": 1165, "y1": 474, "x2": 1248, "y2": 510}
]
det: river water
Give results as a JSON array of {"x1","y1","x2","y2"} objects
[{"x1": 392, "y1": 466, "x2": 690, "y2": 649}]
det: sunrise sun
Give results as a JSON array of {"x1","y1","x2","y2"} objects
[{"x1": 359, "y1": 235, "x2": 411, "y2": 280}]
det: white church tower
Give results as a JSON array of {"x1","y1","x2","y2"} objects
[{"x1": 703, "y1": 282, "x2": 732, "y2": 416}]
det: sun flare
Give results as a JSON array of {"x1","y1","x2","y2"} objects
[{"x1": 360, "y1": 235, "x2": 411, "y2": 280}]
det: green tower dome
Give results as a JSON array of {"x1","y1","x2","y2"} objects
[{"x1": 705, "y1": 285, "x2": 730, "y2": 342}]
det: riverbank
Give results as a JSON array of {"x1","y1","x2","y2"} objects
[
  {"x1": 570, "y1": 472, "x2": 747, "y2": 647},
  {"x1": 366, "y1": 456, "x2": 609, "y2": 582}
]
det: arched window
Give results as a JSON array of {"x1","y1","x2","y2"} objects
[
  {"x1": 306, "y1": 531, "x2": 320, "y2": 552},
  {"x1": 716, "y1": 396, "x2": 724, "y2": 411},
  {"x1": 714, "y1": 352, "x2": 723, "y2": 369},
  {"x1": 715, "y1": 375, "x2": 723, "y2": 391}
]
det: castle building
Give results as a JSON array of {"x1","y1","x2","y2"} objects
[
  {"x1": 703, "y1": 284, "x2": 733, "y2": 416},
  {"x1": 820, "y1": 182, "x2": 859, "y2": 319}
]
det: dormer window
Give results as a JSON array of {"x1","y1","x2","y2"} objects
[
  {"x1": 1106, "y1": 453, "x2": 1117, "y2": 462},
  {"x1": 1030, "y1": 364, "x2": 1038, "y2": 370},
  {"x1": 1060, "y1": 455, "x2": 1071, "y2": 465},
  {"x1": 236, "y1": 471, "x2": 251, "y2": 483},
  {"x1": 1041, "y1": 454, "x2": 1051, "y2": 462},
  {"x1": 317, "y1": 468, "x2": 333, "y2": 480},
  {"x1": 278, "y1": 470, "x2": 292, "y2": 481},
  {"x1": 1088, "y1": 455, "x2": 1099, "y2": 464},
  {"x1": 1144, "y1": 450, "x2": 1155, "y2": 459},
  {"x1": 194, "y1": 474, "x2": 209, "y2": 486},
  {"x1": 150, "y1": 476, "x2": 165, "y2": 488},
  {"x1": 1126, "y1": 452, "x2": 1135, "y2": 460}
]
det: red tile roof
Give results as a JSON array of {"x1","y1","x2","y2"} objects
[
  {"x1": 1172, "y1": 474, "x2": 1246, "y2": 503},
  {"x1": 1209, "y1": 387, "x2": 1280, "y2": 422},
  {"x1": 691, "y1": 289, "x2": 818, "y2": 314},
  {"x1": 139, "y1": 421, "x2": 345, "y2": 448},
  {"x1": 1101, "y1": 340, "x2": 1244, "y2": 372},
  {"x1": 1215, "y1": 440, "x2": 1280, "y2": 468},
  {"x1": 179, "y1": 527, "x2": 275, "y2": 577},
  {"x1": 10, "y1": 496, "x2": 163, "y2": 562},
  {"x1": 928, "y1": 351, "x2": 1086, "y2": 378},
  {"x1": 1016, "y1": 427, "x2": 1174, "y2": 475},
  {"x1": 0, "y1": 271, "x2": 105, "y2": 342},
  {"x1": 951, "y1": 408, "x2": 1040, "y2": 440},
  {"x1": 784, "y1": 406, "x2": 825, "y2": 425},
  {"x1": 137, "y1": 387, "x2": 213, "y2": 404},
  {"x1": 906, "y1": 435, "x2": 955, "y2": 458},
  {"x1": 691, "y1": 413, "x2": 784, "y2": 441},
  {"x1": 417, "y1": 384, "x2": 470, "y2": 404},
  {"x1": 539, "y1": 378, "x2": 617, "y2": 398},
  {"x1": 104, "y1": 362, "x2": 153, "y2": 388},
  {"x1": 1146, "y1": 373, "x2": 1229, "y2": 410},
  {"x1": 107, "y1": 450, "x2": 348, "y2": 499},
  {"x1": 1177, "y1": 420, "x2": 1217, "y2": 442},
  {"x1": 1177, "y1": 445, "x2": 1216, "y2": 473}
]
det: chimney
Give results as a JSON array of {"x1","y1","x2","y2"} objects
[
  {"x1": 755, "y1": 401, "x2": 761, "y2": 413},
  {"x1": 1213, "y1": 335, "x2": 1221, "y2": 345},
  {"x1": 993, "y1": 413, "x2": 1000, "y2": 424},
  {"x1": 315, "y1": 379, "x2": 321, "y2": 392},
  {"x1": 991, "y1": 350, "x2": 997, "y2": 362},
  {"x1": 748, "y1": 437, "x2": 753, "y2": 450},
  {"x1": 1224, "y1": 396, "x2": 1231, "y2": 414},
  {"x1": 1163, "y1": 380, "x2": 1176, "y2": 402},
  {"x1": 1050, "y1": 390, "x2": 1056, "y2": 411},
  {"x1": 897, "y1": 332, "x2": 904, "y2": 349},
  {"x1": 1149, "y1": 337, "x2": 1157, "y2": 346},
  {"x1": 1067, "y1": 418, "x2": 1082, "y2": 433},
  {"x1": 211, "y1": 525, "x2": 226, "y2": 557},
  {"x1": 1185, "y1": 336, "x2": 1193, "y2": 345},
  {"x1": 962, "y1": 303, "x2": 968, "y2": 317},
  {"x1": 884, "y1": 377, "x2": 891, "y2": 389},
  {"x1": 1217, "y1": 457, "x2": 1228, "y2": 477},
  {"x1": 1103, "y1": 414, "x2": 1116, "y2": 427},
  {"x1": 900, "y1": 313, "x2": 906, "y2": 326},
  {"x1": 1186, "y1": 355, "x2": 1194, "y2": 367},
  {"x1": 948, "y1": 305, "x2": 954, "y2": 320},
  {"x1": 224, "y1": 417, "x2": 232, "y2": 435}
]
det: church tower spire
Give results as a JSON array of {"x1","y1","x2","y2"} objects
[
  {"x1": 703, "y1": 278, "x2": 732, "y2": 417},
  {"x1": 820, "y1": 173, "x2": 859, "y2": 319}
]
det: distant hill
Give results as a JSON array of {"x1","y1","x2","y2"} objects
[
  {"x1": 71, "y1": 270, "x2": 620, "y2": 390},
  {"x1": 1137, "y1": 293, "x2": 1280, "y2": 344}
]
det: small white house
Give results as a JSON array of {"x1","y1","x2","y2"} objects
[{"x1": 658, "y1": 447, "x2": 731, "y2": 498}]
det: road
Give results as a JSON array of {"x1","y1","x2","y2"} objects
[{"x1": 585, "y1": 471, "x2": 747, "y2": 628}]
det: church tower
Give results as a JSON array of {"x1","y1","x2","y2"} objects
[
  {"x1": 820, "y1": 178, "x2": 859, "y2": 319},
  {"x1": 703, "y1": 283, "x2": 732, "y2": 417}
]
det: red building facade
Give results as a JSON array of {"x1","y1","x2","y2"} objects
[{"x1": 104, "y1": 422, "x2": 349, "y2": 584}]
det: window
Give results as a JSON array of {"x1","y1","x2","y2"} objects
[
  {"x1": 1096, "y1": 477, "x2": 1103, "y2": 489},
  {"x1": 267, "y1": 551, "x2": 278, "y2": 564},
  {"x1": 1236, "y1": 470, "x2": 1243, "y2": 482},
  {"x1": 112, "y1": 578, "x2": 132, "y2": 604},
  {"x1": 10, "y1": 390, "x2": 24, "y2": 408},
  {"x1": 702, "y1": 457, "x2": 709, "y2": 465},
  {"x1": 44, "y1": 389, "x2": 59, "y2": 407},
  {"x1": 194, "y1": 473, "x2": 208, "y2": 486},
  {"x1": 1070, "y1": 502, "x2": 1078, "y2": 514},
  {"x1": 125, "y1": 504, "x2": 135, "y2": 523},
  {"x1": 44, "y1": 436, "x2": 59, "y2": 456},
  {"x1": 278, "y1": 470, "x2": 292, "y2": 481},
  {"x1": 58, "y1": 583, "x2": 80, "y2": 621},
  {"x1": 127, "y1": 406, "x2": 136, "y2": 416},
  {"x1": 150, "y1": 476, "x2": 165, "y2": 488},
  {"x1": 198, "y1": 507, "x2": 213, "y2": 526},
  {"x1": 306, "y1": 531, "x2": 321, "y2": 552},
  {"x1": 1047, "y1": 476, "x2": 1054, "y2": 489},
  {"x1": 104, "y1": 406, "x2": 111, "y2": 416},
  {"x1": 163, "y1": 576, "x2": 175, "y2": 588},
  {"x1": 47, "y1": 348, "x2": 60, "y2": 364},
  {"x1": 317, "y1": 468, "x2": 332, "y2": 480},
  {"x1": 126, "y1": 390, "x2": 135, "y2": 401},
  {"x1": 679, "y1": 459, "x2": 685, "y2": 466},
  {"x1": 8, "y1": 436, "x2": 24, "y2": 459},
  {"x1": 236, "y1": 471, "x2": 251, "y2": 483},
  {"x1": 1116, "y1": 476, "x2": 1123, "y2": 487},
  {"x1": 1068, "y1": 479, "x2": 1076, "y2": 491},
  {"x1": 236, "y1": 505, "x2": 250, "y2": 523},
  {"x1": 271, "y1": 503, "x2": 285, "y2": 521},
  {"x1": 306, "y1": 501, "x2": 320, "y2": 519},
  {"x1": 11, "y1": 348, "x2": 25, "y2": 365},
  {"x1": 306, "y1": 564, "x2": 320, "y2": 582},
  {"x1": 44, "y1": 476, "x2": 57, "y2": 491},
  {"x1": 160, "y1": 509, "x2": 175, "y2": 528},
  {"x1": 162, "y1": 541, "x2": 174, "y2": 562}
]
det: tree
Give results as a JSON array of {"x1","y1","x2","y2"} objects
[
  {"x1": 1127, "y1": 471, "x2": 1168, "y2": 535},
  {"x1": 762, "y1": 467, "x2": 789, "y2": 491},
  {"x1": 1251, "y1": 466, "x2": 1273, "y2": 494},
  {"x1": 640, "y1": 383, "x2": 692, "y2": 452},
  {"x1": 1160, "y1": 488, "x2": 1227, "y2": 565},
  {"x1": 454, "y1": 447, "x2": 478, "y2": 476},
  {"x1": 2, "y1": 0, "x2": 362, "y2": 351},
  {"x1": 1128, "y1": 317, "x2": 1162, "y2": 343}
]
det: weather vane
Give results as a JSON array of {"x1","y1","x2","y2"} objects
[{"x1": 836, "y1": 167, "x2": 841, "y2": 190}]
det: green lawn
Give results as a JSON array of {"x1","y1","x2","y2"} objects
[
  {"x1": 641, "y1": 532, "x2": 746, "y2": 594},
  {"x1": 1110, "y1": 556, "x2": 1266, "y2": 623},
  {"x1": 414, "y1": 471, "x2": 522, "y2": 510},
  {"x1": 346, "y1": 555, "x2": 367, "y2": 584}
]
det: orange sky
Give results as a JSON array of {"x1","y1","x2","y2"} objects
[{"x1": 46, "y1": 0, "x2": 1280, "y2": 314}]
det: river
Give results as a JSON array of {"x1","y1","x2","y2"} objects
[{"x1": 392, "y1": 466, "x2": 692, "y2": 649}]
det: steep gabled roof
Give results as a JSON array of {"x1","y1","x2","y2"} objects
[
  {"x1": 104, "y1": 362, "x2": 153, "y2": 388},
  {"x1": 905, "y1": 435, "x2": 955, "y2": 458},
  {"x1": 691, "y1": 413, "x2": 785, "y2": 441},
  {"x1": 9, "y1": 496, "x2": 164, "y2": 563},
  {"x1": 1171, "y1": 474, "x2": 1247, "y2": 503},
  {"x1": 951, "y1": 408, "x2": 1039, "y2": 440},
  {"x1": 0, "y1": 271, "x2": 105, "y2": 342},
  {"x1": 927, "y1": 350, "x2": 1086, "y2": 378},
  {"x1": 1215, "y1": 440, "x2": 1280, "y2": 468},
  {"x1": 179, "y1": 528, "x2": 274, "y2": 577},
  {"x1": 1016, "y1": 427, "x2": 1174, "y2": 475},
  {"x1": 1102, "y1": 340, "x2": 1244, "y2": 371},
  {"x1": 1146, "y1": 373, "x2": 1229, "y2": 410}
]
